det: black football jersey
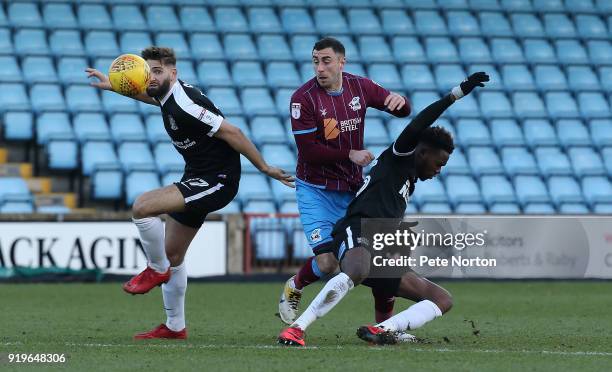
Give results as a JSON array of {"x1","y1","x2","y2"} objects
[{"x1": 157, "y1": 80, "x2": 240, "y2": 179}]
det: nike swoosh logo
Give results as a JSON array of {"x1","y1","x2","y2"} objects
[{"x1": 279, "y1": 299, "x2": 285, "y2": 304}]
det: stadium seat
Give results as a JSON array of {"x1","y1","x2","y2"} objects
[
  {"x1": 566, "y1": 0, "x2": 596, "y2": 12},
  {"x1": 274, "y1": 89, "x2": 293, "y2": 117},
  {"x1": 248, "y1": 7, "x2": 282, "y2": 34},
  {"x1": 582, "y1": 176, "x2": 612, "y2": 205},
  {"x1": 479, "y1": 12, "x2": 512, "y2": 37},
  {"x1": 447, "y1": 11, "x2": 480, "y2": 36},
  {"x1": 78, "y1": 4, "x2": 112, "y2": 30},
  {"x1": 146, "y1": 5, "x2": 181, "y2": 31},
  {"x1": 445, "y1": 175, "x2": 481, "y2": 205},
  {"x1": 8, "y1": 2, "x2": 42, "y2": 28},
  {"x1": 112, "y1": 5, "x2": 147, "y2": 31},
  {"x1": 121, "y1": 32, "x2": 153, "y2": 55},
  {"x1": 0, "y1": 56, "x2": 22, "y2": 82},
  {"x1": 266, "y1": 62, "x2": 301, "y2": 89},
  {"x1": 73, "y1": 113, "x2": 111, "y2": 143},
  {"x1": 262, "y1": 144, "x2": 296, "y2": 174},
  {"x1": 594, "y1": 203, "x2": 612, "y2": 214},
  {"x1": 3, "y1": 112, "x2": 33, "y2": 141},
  {"x1": 314, "y1": 9, "x2": 349, "y2": 35},
  {"x1": 501, "y1": 147, "x2": 539, "y2": 176},
  {"x1": 578, "y1": 92, "x2": 611, "y2": 119},
  {"x1": 81, "y1": 141, "x2": 119, "y2": 176},
  {"x1": 65, "y1": 85, "x2": 101, "y2": 113},
  {"x1": 600, "y1": 67, "x2": 612, "y2": 92},
  {"x1": 558, "y1": 203, "x2": 589, "y2": 214},
  {"x1": 512, "y1": 92, "x2": 547, "y2": 119},
  {"x1": 14, "y1": 29, "x2": 49, "y2": 56},
  {"x1": 119, "y1": 142, "x2": 155, "y2": 173},
  {"x1": 50, "y1": 30, "x2": 85, "y2": 57},
  {"x1": 523, "y1": 39, "x2": 557, "y2": 65},
  {"x1": 425, "y1": 37, "x2": 460, "y2": 63},
  {"x1": 101, "y1": 90, "x2": 138, "y2": 114},
  {"x1": 468, "y1": 147, "x2": 504, "y2": 175},
  {"x1": 568, "y1": 147, "x2": 605, "y2": 177},
  {"x1": 535, "y1": 147, "x2": 572, "y2": 176},
  {"x1": 91, "y1": 164, "x2": 123, "y2": 200},
  {"x1": 47, "y1": 138, "x2": 78, "y2": 171},
  {"x1": 480, "y1": 175, "x2": 515, "y2": 205},
  {"x1": 23, "y1": 57, "x2": 57, "y2": 84},
  {"x1": 567, "y1": 66, "x2": 600, "y2": 92},
  {"x1": 364, "y1": 118, "x2": 390, "y2": 146},
  {"x1": 411, "y1": 91, "x2": 441, "y2": 113},
  {"x1": 197, "y1": 61, "x2": 231, "y2": 88},
  {"x1": 466, "y1": 64, "x2": 500, "y2": 91},
  {"x1": 544, "y1": 14, "x2": 576, "y2": 38},
  {"x1": 458, "y1": 37, "x2": 492, "y2": 64},
  {"x1": 511, "y1": 14, "x2": 544, "y2": 38},
  {"x1": 455, "y1": 203, "x2": 487, "y2": 214},
  {"x1": 110, "y1": 113, "x2": 146, "y2": 144},
  {"x1": 401, "y1": 64, "x2": 434, "y2": 90},
  {"x1": 547, "y1": 176, "x2": 584, "y2": 205},
  {"x1": 42, "y1": 3, "x2": 76, "y2": 29},
  {"x1": 359, "y1": 36, "x2": 394, "y2": 63},
  {"x1": 523, "y1": 119, "x2": 558, "y2": 148},
  {"x1": 56, "y1": 58, "x2": 88, "y2": 85},
  {"x1": 241, "y1": 88, "x2": 276, "y2": 116},
  {"x1": 348, "y1": 9, "x2": 381, "y2": 35},
  {"x1": 523, "y1": 203, "x2": 556, "y2": 214},
  {"x1": 334, "y1": 36, "x2": 361, "y2": 62},
  {"x1": 534, "y1": 65, "x2": 567, "y2": 91},
  {"x1": 179, "y1": 6, "x2": 214, "y2": 32},
  {"x1": 85, "y1": 31, "x2": 120, "y2": 58},
  {"x1": 224, "y1": 34, "x2": 258, "y2": 61},
  {"x1": 0, "y1": 30, "x2": 14, "y2": 57},
  {"x1": 257, "y1": 35, "x2": 292, "y2": 62},
  {"x1": 490, "y1": 38, "x2": 524, "y2": 63},
  {"x1": 125, "y1": 170, "x2": 161, "y2": 206},
  {"x1": 588, "y1": 41, "x2": 612, "y2": 66},
  {"x1": 191, "y1": 33, "x2": 224, "y2": 60},
  {"x1": 253, "y1": 227, "x2": 286, "y2": 260},
  {"x1": 343, "y1": 63, "x2": 366, "y2": 78},
  {"x1": 501, "y1": 65, "x2": 535, "y2": 91},
  {"x1": 392, "y1": 37, "x2": 426, "y2": 63},
  {"x1": 156, "y1": 33, "x2": 190, "y2": 59},
  {"x1": 381, "y1": 9, "x2": 415, "y2": 35},
  {"x1": 238, "y1": 174, "x2": 272, "y2": 203},
  {"x1": 555, "y1": 40, "x2": 588, "y2": 65},
  {"x1": 177, "y1": 61, "x2": 197, "y2": 86},
  {"x1": 490, "y1": 119, "x2": 524, "y2": 147},
  {"x1": 1, "y1": 201, "x2": 34, "y2": 214},
  {"x1": 281, "y1": 8, "x2": 315, "y2": 34},
  {"x1": 442, "y1": 147, "x2": 472, "y2": 175},
  {"x1": 514, "y1": 175, "x2": 550, "y2": 206},
  {"x1": 279, "y1": 201, "x2": 298, "y2": 214},
  {"x1": 470, "y1": 0, "x2": 502, "y2": 10},
  {"x1": 250, "y1": 116, "x2": 286, "y2": 145},
  {"x1": 447, "y1": 94, "x2": 480, "y2": 118},
  {"x1": 414, "y1": 10, "x2": 448, "y2": 35},
  {"x1": 411, "y1": 178, "x2": 447, "y2": 206},
  {"x1": 291, "y1": 35, "x2": 318, "y2": 62},
  {"x1": 533, "y1": 0, "x2": 564, "y2": 11},
  {"x1": 590, "y1": 120, "x2": 612, "y2": 149},
  {"x1": 489, "y1": 202, "x2": 521, "y2": 214},
  {"x1": 478, "y1": 92, "x2": 513, "y2": 119},
  {"x1": 207, "y1": 88, "x2": 242, "y2": 115},
  {"x1": 434, "y1": 64, "x2": 465, "y2": 91},
  {"x1": 420, "y1": 202, "x2": 452, "y2": 214},
  {"x1": 30, "y1": 84, "x2": 65, "y2": 112},
  {"x1": 556, "y1": 119, "x2": 590, "y2": 147},
  {"x1": 0, "y1": 83, "x2": 29, "y2": 113},
  {"x1": 154, "y1": 143, "x2": 184, "y2": 174},
  {"x1": 576, "y1": 15, "x2": 608, "y2": 39},
  {"x1": 228, "y1": 62, "x2": 266, "y2": 88},
  {"x1": 545, "y1": 92, "x2": 579, "y2": 119},
  {"x1": 367, "y1": 64, "x2": 403, "y2": 91},
  {"x1": 143, "y1": 114, "x2": 166, "y2": 144}
]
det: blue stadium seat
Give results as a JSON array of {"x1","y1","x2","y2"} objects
[
  {"x1": 224, "y1": 34, "x2": 258, "y2": 61},
  {"x1": 50, "y1": 30, "x2": 85, "y2": 57},
  {"x1": 125, "y1": 170, "x2": 161, "y2": 205},
  {"x1": 576, "y1": 15, "x2": 607, "y2": 39},
  {"x1": 368, "y1": 64, "x2": 402, "y2": 91},
  {"x1": 207, "y1": 88, "x2": 242, "y2": 115},
  {"x1": 381, "y1": 9, "x2": 415, "y2": 35},
  {"x1": 154, "y1": 143, "x2": 184, "y2": 174},
  {"x1": 489, "y1": 202, "x2": 520, "y2": 214},
  {"x1": 545, "y1": 92, "x2": 580, "y2": 119},
  {"x1": 410, "y1": 91, "x2": 441, "y2": 113},
  {"x1": 434, "y1": 64, "x2": 465, "y2": 91},
  {"x1": 533, "y1": 0, "x2": 564, "y2": 11},
  {"x1": 144, "y1": 114, "x2": 166, "y2": 144},
  {"x1": 523, "y1": 203, "x2": 556, "y2": 214},
  {"x1": 470, "y1": 0, "x2": 502, "y2": 10},
  {"x1": 590, "y1": 120, "x2": 612, "y2": 149},
  {"x1": 0, "y1": 56, "x2": 22, "y2": 82},
  {"x1": 30, "y1": 84, "x2": 65, "y2": 112},
  {"x1": 569, "y1": 147, "x2": 605, "y2": 177},
  {"x1": 267, "y1": 62, "x2": 300, "y2": 89},
  {"x1": 0, "y1": 6, "x2": 6, "y2": 27},
  {"x1": 23, "y1": 57, "x2": 57, "y2": 84},
  {"x1": 191, "y1": 34, "x2": 224, "y2": 60},
  {"x1": 478, "y1": 92, "x2": 513, "y2": 119},
  {"x1": 334, "y1": 35, "x2": 361, "y2": 62},
  {"x1": 455, "y1": 203, "x2": 486, "y2": 214},
  {"x1": 547, "y1": 176, "x2": 583, "y2": 205},
  {"x1": 414, "y1": 11, "x2": 448, "y2": 35},
  {"x1": 514, "y1": 175, "x2": 550, "y2": 206},
  {"x1": 118, "y1": 142, "x2": 155, "y2": 172},
  {"x1": 248, "y1": 7, "x2": 282, "y2": 34},
  {"x1": 594, "y1": 203, "x2": 612, "y2": 214},
  {"x1": 279, "y1": 201, "x2": 298, "y2": 214},
  {"x1": 146, "y1": 5, "x2": 180, "y2": 31},
  {"x1": 523, "y1": 39, "x2": 556, "y2": 65},
  {"x1": 262, "y1": 144, "x2": 296, "y2": 172},
  {"x1": 43, "y1": 3, "x2": 77, "y2": 29},
  {"x1": 359, "y1": 36, "x2": 393, "y2": 63},
  {"x1": 156, "y1": 33, "x2": 190, "y2": 59},
  {"x1": 578, "y1": 92, "x2": 611, "y2": 119},
  {"x1": 558, "y1": 203, "x2": 589, "y2": 214},
  {"x1": 479, "y1": 12, "x2": 512, "y2": 37},
  {"x1": 120, "y1": 32, "x2": 153, "y2": 55},
  {"x1": 57, "y1": 58, "x2": 88, "y2": 85},
  {"x1": 512, "y1": 92, "x2": 547, "y2": 119},
  {"x1": 281, "y1": 8, "x2": 315, "y2": 34},
  {"x1": 490, "y1": 38, "x2": 524, "y2": 63},
  {"x1": 214, "y1": 7, "x2": 248, "y2": 33},
  {"x1": 91, "y1": 165, "x2": 123, "y2": 200},
  {"x1": 438, "y1": 0, "x2": 471, "y2": 9},
  {"x1": 85, "y1": 31, "x2": 120, "y2": 58},
  {"x1": 253, "y1": 228, "x2": 286, "y2": 260},
  {"x1": 241, "y1": 88, "x2": 276, "y2": 116},
  {"x1": 227, "y1": 116, "x2": 251, "y2": 138},
  {"x1": 411, "y1": 178, "x2": 447, "y2": 206},
  {"x1": 241, "y1": 154, "x2": 258, "y2": 173},
  {"x1": 447, "y1": 11, "x2": 480, "y2": 36},
  {"x1": 582, "y1": 176, "x2": 612, "y2": 205},
  {"x1": 232, "y1": 61, "x2": 265, "y2": 88},
  {"x1": 257, "y1": 35, "x2": 292, "y2": 61},
  {"x1": 442, "y1": 148, "x2": 471, "y2": 175},
  {"x1": 81, "y1": 141, "x2": 119, "y2": 176},
  {"x1": 275, "y1": 89, "x2": 292, "y2": 117},
  {"x1": 511, "y1": 14, "x2": 544, "y2": 38},
  {"x1": 0, "y1": 178, "x2": 31, "y2": 204},
  {"x1": 8, "y1": 2, "x2": 42, "y2": 28},
  {"x1": 3, "y1": 112, "x2": 33, "y2": 141},
  {"x1": 101, "y1": 90, "x2": 138, "y2": 114},
  {"x1": 73, "y1": 113, "x2": 111, "y2": 143},
  {"x1": 177, "y1": 61, "x2": 197, "y2": 86},
  {"x1": 250, "y1": 116, "x2": 286, "y2": 145},
  {"x1": 392, "y1": 37, "x2": 426, "y2": 63},
  {"x1": 179, "y1": 6, "x2": 214, "y2": 32},
  {"x1": 343, "y1": 63, "x2": 366, "y2": 77},
  {"x1": 458, "y1": 37, "x2": 492, "y2": 64},
  {"x1": 401, "y1": 64, "x2": 433, "y2": 90},
  {"x1": 78, "y1": 4, "x2": 112, "y2": 30},
  {"x1": 237, "y1": 174, "x2": 272, "y2": 203},
  {"x1": 523, "y1": 119, "x2": 558, "y2": 147},
  {"x1": 112, "y1": 5, "x2": 147, "y2": 31},
  {"x1": 490, "y1": 119, "x2": 524, "y2": 147},
  {"x1": 425, "y1": 37, "x2": 459, "y2": 63},
  {"x1": 314, "y1": 9, "x2": 348, "y2": 35},
  {"x1": 535, "y1": 147, "x2": 572, "y2": 176},
  {"x1": 596, "y1": 0, "x2": 612, "y2": 12},
  {"x1": 445, "y1": 175, "x2": 481, "y2": 205},
  {"x1": 501, "y1": 147, "x2": 539, "y2": 176},
  {"x1": 555, "y1": 40, "x2": 588, "y2": 65},
  {"x1": 566, "y1": 0, "x2": 596, "y2": 12},
  {"x1": 0, "y1": 29, "x2": 13, "y2": 54},
  {"x1": 449, "y1": 94, "x2": 480, "y2": 119},
  {"x1": 65, "y1": 85, "x2": 101, "y2": 113},
  {"x1": 567, "y1": 66, "x2": 600, "y2": 92},
  {"x1": 348, "y1": 9, "x2": 381, "y2": 35},
  {"x1": 502, "y1": 65, "x2": 535, "y2": 91},
  {"x1": 468, "y1": 147, "x2": 504, "y2": 175},
  {"x1": 198, "y1": 61, "x2": 232, "y2": 88},
  {"x1": 588, "y1": 41, "x2": 612, "y2": 66},
  {"x1": 1, "y1": 201, "x2": 34, "y2": 214},
  {"x1": 480, "y1": 175, "x2": 515, "y2": 205},
  {"x1": 14, "y1": 29, "x2": 49, "y2": 56},
  {"x1": 110, "y1": 113, "x2": 146, "y2": 144},
  {"x1": 364, "y1": 118, "x2": 389, "y2": 146},
  {"x1": 0, "y1": 83, "x2": 30, "y2": 111},
  {"x1": 420, "y1": 202, "x2": 453, "y2": 214},
  {"x1": 46, "y1": 137, "x2": 78, "y2": 171},
  {"x1": 534, "y1": 65, "x2": 567, "y2": 91},
  {"x1": 600, "y1": 67, "x2": 612, "y2": 92},
  {"x1": 290, "y1": 35, "x2": 317, "y2": 62},
  {"x1": 93, "y1": 58, "x2": 114, "y2": 77},
  {"x1": 544, "y1": 14, "x2": 576, "y2": 38},
  {"x1": 556, "y1": 119, "x2": 590, "y2": 147}
]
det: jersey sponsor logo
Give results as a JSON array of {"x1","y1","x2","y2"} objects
[
  {"x1": 319, "y1": 107, "x2": 327, "y2": 117},
  {"x1": 198, "y1": 108, "x2": 217, "y2": 125},
  {"x1": 186, "y1": 178, "x2": 209, "y2": 188},
  {"x1": 310, "y1": 228, "x2": 322, "y2": 243},
  {"x1": 339, "y1": 116, "x2": 361, "y2": 133},
  {"x1": 291, "y1": 103, "x2": 301, "y2": 119},
  {"x1": 399, "y1": 181, "x2": 411, "y2": 202},
  {"x1": 172, "y1": 138, "x2": 196, "y2": 149},
  {"x1": 168, "y1": 115, "x2": 178, "y2": 130},
  {"x1": 349, "y1": 96, "x2": 361, "y2": 111},
  {"x1": 323, "y1": 118, "x2": 340, "y2": 140}
]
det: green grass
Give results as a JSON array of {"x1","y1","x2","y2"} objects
[{"x1": 1, "y1": 281, "x2": 611, "y2": 371}]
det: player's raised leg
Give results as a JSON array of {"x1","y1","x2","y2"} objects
[{"x1": 123, "y1": 185, "x2": 186, "y2": 295}]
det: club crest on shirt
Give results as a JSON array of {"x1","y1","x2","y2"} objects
[
  {"x1": 168, "y1": 115, "x2": 178, "y2": 130},
  {"x1": 291, "y1": 103, "x2": 301, "y2": 119},
  {"x1": 310, "y1": 228, "x2": 322, "y2": 243},
  {"x1": 319, "y1": 107, "x2": 327, "y2": 117},
  {"x1": 349, "y1": 96, "x2": 361, "y2": 111}
]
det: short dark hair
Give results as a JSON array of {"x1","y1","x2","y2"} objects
[
  {"x1": 313, "y1": 37, "x2": 345, "y2": 56},
  {"x1": 420, "y1": 126, "x2": 454, "y2": 154},
  {"x1": 141, "y1": 46, "x2": 176, "y2": 66}
]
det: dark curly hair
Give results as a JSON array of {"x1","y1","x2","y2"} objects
[
  {"x1": 420, "y1": 126, "x2": 454, "y2": 154},
  {"x1": 313, "y1": 37, "x2": 345, "y2": 56},
  {"x1": 141, "y1": 46, "x2": 176, "y2": 66}
]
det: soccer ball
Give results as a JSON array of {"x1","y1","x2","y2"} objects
[{"x1": 108, "y1": 54, "x2": 150, "y2": 97}]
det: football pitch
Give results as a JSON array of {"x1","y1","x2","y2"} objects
[{"x1": 2, "y1": 281, "x2": 611, "y2": 371}]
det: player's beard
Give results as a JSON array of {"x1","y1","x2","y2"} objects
[{"x1": 146, "y1": 78, "x2": 171, "y2": 99}]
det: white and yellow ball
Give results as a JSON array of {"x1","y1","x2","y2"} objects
[{"x1": 108, "y1": 54, "x2": 150, "y2": 96}]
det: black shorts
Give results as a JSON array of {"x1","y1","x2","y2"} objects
[
  {"x1": 328, "y1": 216, "x2": 363, "y2": 261},
  {"x1": 169, "y1": 173, "x2": 239, "y2": 228}
]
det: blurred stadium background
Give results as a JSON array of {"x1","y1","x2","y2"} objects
[{"x1": 0, "y1": 0, "x2": 611, "y2": 276}]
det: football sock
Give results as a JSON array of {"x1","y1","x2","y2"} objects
[
  {"x1": 376, "y1": 300, "x2": 442, "y2": 332},
  {"x1": 133, "y1": 217, "x2": 169, "y2": 273},
  {"x1": 292, "y1": 272, "x2": 354, "y2": 331},
  {"x1": 162, "y1": 262, "x2": 187, "y2": 332},
  {"x1": 373, "y1": 293, "x2": 395, "y2": 323},
  {"x1": 294, "y1": 256, "x2": 321, "y2": 290}
]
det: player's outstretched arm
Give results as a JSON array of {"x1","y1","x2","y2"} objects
[
  {"x1": 85, "y1": 68, "x2": 159, "y2": 106},
  {"x1": 215, "y1": 121, "x2": 295, "y2": 188},
  {"x1": 394, "y1": 72, "x2": 489, "y2": 154}
]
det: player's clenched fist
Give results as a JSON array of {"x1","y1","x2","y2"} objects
[
  {"x1": 384, "y1": 91, "x2": 406, "y2": 112},
  {"x1": 349, "y1": 149, "x2": 375, "y2": 167}
]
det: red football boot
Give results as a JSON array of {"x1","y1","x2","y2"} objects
[
  {"x1": 134, "y1": 324, "x2": 187, "y2": 340},
  {"x1": 278, "y1": 326, "x2": 305, "y2": 346},
  {"x1": 123, "y1": 266, "x2": 170, "y2": 295},
  {"x1": 356, "y1": 325, "x2": 398, "y2": 345}
]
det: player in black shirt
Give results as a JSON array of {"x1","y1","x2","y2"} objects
[
  {"x1": 87, "y1": 47, "x2": 294, "y2": 340},
  {"x1": 278, "y1": 72, "x2": 489, "y2": 346}
]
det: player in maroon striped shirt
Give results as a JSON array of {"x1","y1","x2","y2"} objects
[{"x1": 279, "y1": 37, "x2": 411, "y2": 326}]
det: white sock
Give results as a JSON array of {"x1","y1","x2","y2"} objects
[
  {"x1": 162, "y1": 262, "x2": 187, "y2": 331},
  {"x1": 292, "y1": 272, "x2": 354, "y2": 331},
  {"x1": 133, "y1": 217, "x2": 169, "y2": 273},
  {"x1": 377, "y1": 300, "x2": 442, "y2": 332}
]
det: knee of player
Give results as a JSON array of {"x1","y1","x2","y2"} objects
[
  {"x1": 435, "y1": 292, "x2": 453, "y2": 314},
  {"x1": 166, "y1": 252, "x2": 184, "y2": 267},
  {"x1": 316, "y1": 253, "x2": 339, "y2": 274},
  {"x1": 132, "y1": 195, "x2": 155, "y2": 219}
]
